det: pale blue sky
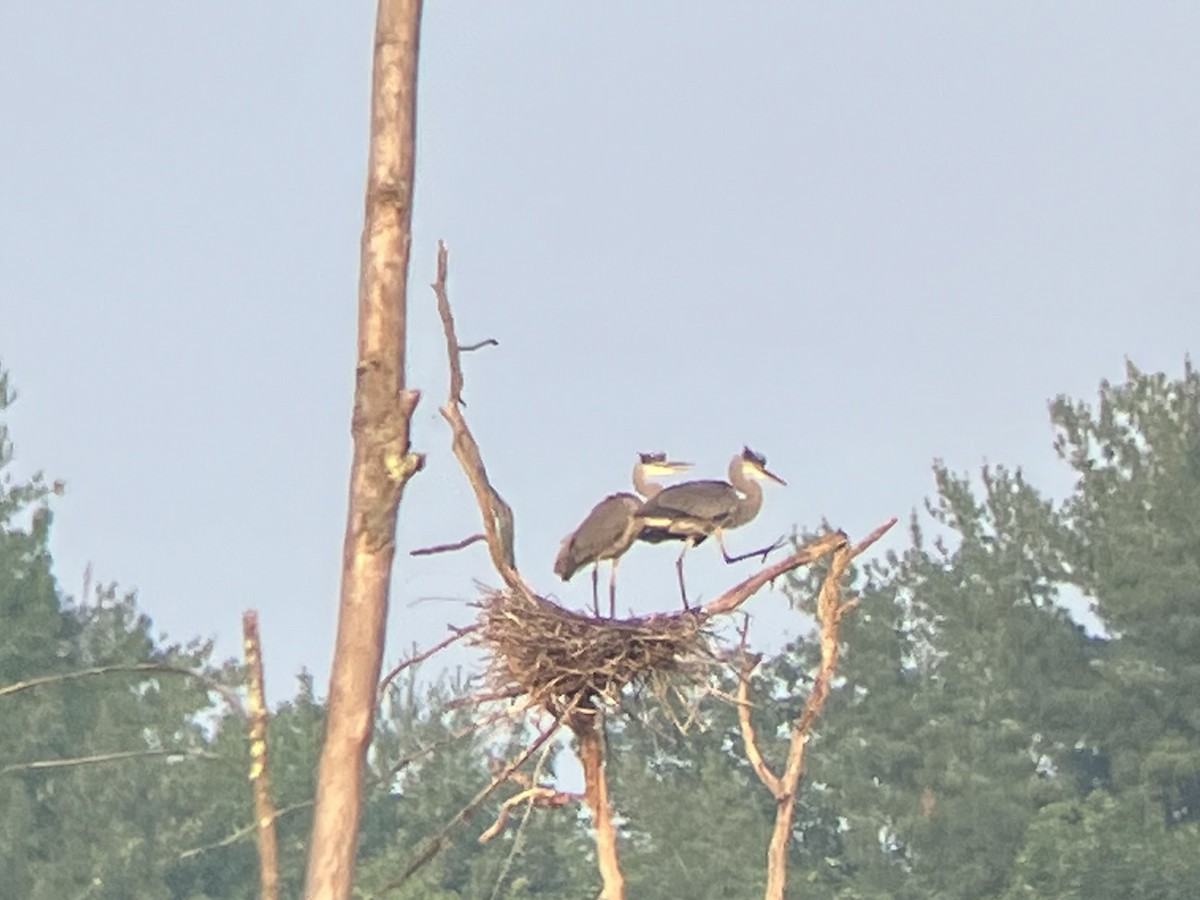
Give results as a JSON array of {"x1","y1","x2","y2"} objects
[{"x1": 3, "y1": 4, "x2": 1198, "y2": 701}]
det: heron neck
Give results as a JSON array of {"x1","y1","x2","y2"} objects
[
  {"x1": 727, "y1": 459, "x2": 764, "y2": 528},
  {"x1": 632, "y1": 464, "x2": 663, "y2": 498}
]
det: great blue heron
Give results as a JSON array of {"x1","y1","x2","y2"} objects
[
  {"x1": 554, "y1": 452, "x2": 693, "y2": 618},
  {"x1": 635, "y1": 447, "x2": 787, "y2": 609}
]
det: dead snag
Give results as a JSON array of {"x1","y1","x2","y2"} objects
[
  {"x1": 737, "y1": 518, "x2": 895, "y2": 900},
  {"x1": 242, "y1": 611, "x2": 280, "y2": 900},
  {"x1": 303, "y1": 2, "x2": 425, "y2": 898}
]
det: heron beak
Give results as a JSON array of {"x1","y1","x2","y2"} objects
[
  {"x1": 647, "y1": 460, "x2": 693, "y2": 476},
  {"x1": 762, "y1": 467, "x2": 787, "y2": 486}
]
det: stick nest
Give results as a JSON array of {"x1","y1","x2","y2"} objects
[{"x1": 474, "y1": 587, "x2": 712, "y2": 712}]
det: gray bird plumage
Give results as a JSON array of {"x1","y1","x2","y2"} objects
[
  {"x1": 555, "y1": 453, "x2": 693, "y2": 617},
  {"x1": 554, "y1": 492, "x2": 641, "y2": 582},
  {"x1": 635, "y1": 447, "x2": 787, "y2": 608}
]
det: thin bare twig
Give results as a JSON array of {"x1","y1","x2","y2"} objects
[
  {"x1": 180, "y1": 800, "x2": 315, "y2": 860},
  {"x1": 182, "y1": 705, "x2": 515, "y2": 862},
  {"x1": 378, "y1": 626, "x2": 479, "y2": 698},
  {"x1": 444, "y1": 687, "x2": 524, "y2": 710},
  {"x1": 1, "y1": 748, "x2": 220, "y2": 776},
  {"x1": 0, "y1": 663, "x2": 245, "y2": 718},
  {"x1": 179, "y1": 710, "x2": 508, "y2": 864},
  {"x1": 409, "y1": 534, "x2": 487, "y2": 556},
  {"x1": 379, "y1": 713, "x2": 565, "y2": 895},
  {"x1": 242, "y1": 612, "x2": 280, "y2": 900},
  {"x1": 459, "y1": 338, "x2": 499, "y2": 352}
]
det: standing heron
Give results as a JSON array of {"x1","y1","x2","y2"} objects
[
  {"x1": 635, "y1": 447, "x2": 787, "y2": 609},
  {"x1": 555, "y1": 452, "x2": 693, "y2": 617}
]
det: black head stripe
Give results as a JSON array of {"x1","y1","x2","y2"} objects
[{"x1": 742, "y1": 447, "x2": 768, "y2": 468}]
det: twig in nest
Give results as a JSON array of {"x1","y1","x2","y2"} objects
[
  {"x1": 474, "y1": 588, "x2": 711, "y2": 713},
  {"x1": 409, "y1": 533, "x2": 487, "y2": 556}
]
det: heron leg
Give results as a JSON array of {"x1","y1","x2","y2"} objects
[
  {"x1": 590, "y1": 565, "x2": 601, "y2": 617},
  {"x1": 608, "y1": 556, "x2": 620, "y2": 619},
  {"x1": 718, "y1": 531, "x2": 788, "y2": 565},
  {"x1": 676, "y1": 540, "x2": 694, "y2": 610}
]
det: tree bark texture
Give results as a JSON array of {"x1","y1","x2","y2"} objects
[{"x1": 303, "y1": 2, "x2": 424, "y2": 898}]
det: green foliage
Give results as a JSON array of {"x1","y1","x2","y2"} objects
[
  {"x1": 6, "y1": 355, "x2": 1200, "y2": 898},
  {"x1": 1003, "y1": 791, "x2": 1200, "y2": 900}
]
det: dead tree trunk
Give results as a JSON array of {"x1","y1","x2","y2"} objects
[
  {"x1": 303, "y1": 2, "x2": 424, "y2": 898},
  {"x1": 242, "y1": 611, "x2": 280, "y2": 900},
  {"x1": 571, "y1": 709, "x2": 625, "y2": 899}
]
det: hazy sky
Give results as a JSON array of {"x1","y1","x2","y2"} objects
[{"x1": 3, "y1": 4, "x2": 1198, "y2": 701}]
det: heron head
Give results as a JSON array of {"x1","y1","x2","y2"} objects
[
  {"x1": 740, "y1": 447, "x2": 787, "y2": 485},
  {"x1": 638, "y1": 451, "x2": 693, "y2": 477}
]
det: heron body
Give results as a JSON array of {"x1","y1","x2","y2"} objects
[
  {"x1": 637, "y1": 480, "x2": 752, "y2": 543},
  {"x1": 635, "y1": 447, "x2": 786, "y2": 609},
  {"x1": 555, "y1": 453, "x2": 692, "y2": 617}
]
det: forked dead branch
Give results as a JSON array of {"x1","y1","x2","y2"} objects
[{"x1": 403, "y1": 241, "x2": 896, "y2": 899}]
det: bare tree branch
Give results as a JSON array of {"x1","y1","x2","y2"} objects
[
  {"x1": 242, "y1": 611, "x2": 280, "y2": 900},
  {"x1": 304, "y1": 1, "x2": 425, "y2": 897},
  {"x1": 431, "y1": 242, "x2": 526, "y2": 592},
  {"x1": 850, "y1": 516, "x2": 899, "y2": 558},
  {"x1": 700, "y1": 531, "x2": 848, "y2": 619},
  {"x1": 0, "y1": 662, "x2": 244, "y2": 718},
  {"x1": 409, "y1": 533, "x2": 487, "y2": 556}
]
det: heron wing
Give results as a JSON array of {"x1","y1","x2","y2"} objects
[
  {"x1": 636, "y1": 480, "x2": 738, "y2": 527},
  {"x1": 554, "y1": 492, "x2": 641, "y2": 580}
]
